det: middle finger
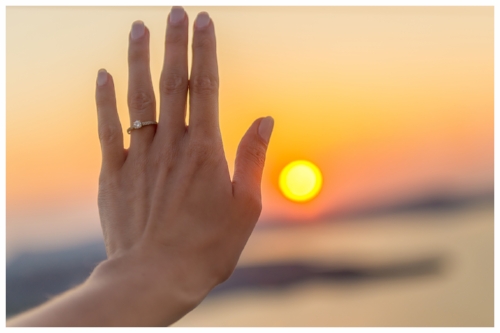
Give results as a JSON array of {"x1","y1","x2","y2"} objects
[
  {"x1": 188, "y1": 12, "x2": 220, "y2": 139},
  {"x1": 155, "y1": 6, "x2": 189, "y2": 144}
]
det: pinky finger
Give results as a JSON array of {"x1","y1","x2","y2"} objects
[{"x1": 95, "y1": 69, "x2": 125, "y2": 171}]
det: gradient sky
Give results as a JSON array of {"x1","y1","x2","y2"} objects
[{"x1": 6, "y1": 6, "x2": 493, "y2": 256}]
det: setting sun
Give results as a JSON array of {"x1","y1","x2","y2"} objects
[{"x1": 279, "y1": 160, "x2": 323, "y2": 202}]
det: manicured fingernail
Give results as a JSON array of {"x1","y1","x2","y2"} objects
[
  {"x1": 195, "y1": 12, "x2": 210, "y2": 29},
  {"x1": 97, "y1": 69, "x2": 108, "y2": 86},
  {"x1": 131, "y1": 20, "x2": 145, "y2": 40},
  {"x1": 170, "y1": 6, "x2": 185, "y2": 25},
  {"x1": 258, "y1": 116, "x2": 274, "y2": 143}
]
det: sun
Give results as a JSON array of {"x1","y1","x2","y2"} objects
[{"x1": 279, "y1": 160, "x2": 323, "y2": 202}]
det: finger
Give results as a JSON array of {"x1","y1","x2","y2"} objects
[
  {"x1": 95, "y1": 69, "x2": 125, "y2": 171},
  {"x1": 232, "y1": 117, "x2": 274, "y2": 202},
  {"x1": 188, "y1": 12, "x2": 219, "y2": 138},
  {"x1": 156, "y1": 6, "x2": 189, "y2": 144},
  {"x1": 127, "y1": 20, "x2": 157, "y2": 153}
]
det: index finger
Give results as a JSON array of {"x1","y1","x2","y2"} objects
[
  {"x1": 95, "y1": 69, "x2": 125, "y2": 171},
  {"x1": 188, "y1": 12, "x2": 220, "y2": 138}
]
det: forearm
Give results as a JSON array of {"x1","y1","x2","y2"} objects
[{"x1": 7, "y1": 252, "x2": 208, "y2": 327}]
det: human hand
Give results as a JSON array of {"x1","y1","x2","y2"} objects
[{"x1": 93, "y1": 6, "x2": 274, "y2": 324}]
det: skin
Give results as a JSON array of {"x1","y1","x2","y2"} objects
[{"x1": 7, "y1": 7, "x2": 274, "y2": 327}]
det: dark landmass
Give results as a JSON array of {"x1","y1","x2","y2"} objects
[
  {"x1": 210, "y1": 255, "x2": 446, "y2": 295},
  {"x1": 6, "y1": 241, "x2": 107, "y2": 318},
  {"x1": 331, "y1": 189, "x2": 493, "y2": 222},
  {"x1": 259, "y1": 189, "x2": 494, "y2": 228},
  {"x1": 6, "y1": 241, "x2": 446, "y2": 318}
]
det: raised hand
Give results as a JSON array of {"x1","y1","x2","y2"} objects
[{"x1": 93, "y1": 7, "x2": 274, "y2": 325}]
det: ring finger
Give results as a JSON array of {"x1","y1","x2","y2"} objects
[{"x1": 127, "y1": 20, "x2": 157, "y2": 154}]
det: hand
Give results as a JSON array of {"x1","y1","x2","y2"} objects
[{"x1": 93, "y1": 7, "x2": 274, "y2": 324}]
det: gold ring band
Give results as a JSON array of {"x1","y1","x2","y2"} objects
[{"x1": 127, "y1": 120, "x2": 157, "y2": 134}]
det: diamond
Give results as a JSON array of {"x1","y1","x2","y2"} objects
[{"x1": 133, "y1": 120, "x2": 142, "y2": 129}]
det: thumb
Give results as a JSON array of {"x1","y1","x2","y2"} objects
[{"x1": 232, "y1": 116, "x2": 274, "y2": 202}]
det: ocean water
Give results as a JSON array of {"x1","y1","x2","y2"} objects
[{"x1": 174, "y1": 200, "x2": 493, "y2": 326}]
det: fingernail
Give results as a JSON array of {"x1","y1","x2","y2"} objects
[
  {"x1": 131, "y1": 20, "x2": 145, "y2": 40},
  {"x1": 97, "y1": 69, "x2": 108, "y2": 86},
  {"x1": 169, "y1": 6, "x2": 185, "y2": 26},
  {"x1": 258, "y1": 117, "x2": 274, "y2": 143},
  {"x1": 194, "y1": 12, "x2": 210, "y2": 29}
]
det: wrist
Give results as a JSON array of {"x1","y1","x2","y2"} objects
[{"x1": 90, "y1": 243, "x2": 213, "y2": 326}]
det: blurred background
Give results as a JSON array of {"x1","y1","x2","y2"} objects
[{"x1": 6, "y1": 6, "x2": 493, "y2": 326}]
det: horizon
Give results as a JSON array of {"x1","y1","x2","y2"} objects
[{"x1": 6, "y1": 189, "x2": 493, "y2": 261}]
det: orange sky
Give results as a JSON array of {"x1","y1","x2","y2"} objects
[{"x1": 6, "y1": 6, "x2": 493, "y2": 255}]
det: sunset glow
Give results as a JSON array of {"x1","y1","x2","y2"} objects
[{"x1": 6, "y1": 6, "x2": 493, "y2": 255}]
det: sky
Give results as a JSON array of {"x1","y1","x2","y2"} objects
[{"x1": 6, "y1": 6, "x2": 493, "y2": 257}]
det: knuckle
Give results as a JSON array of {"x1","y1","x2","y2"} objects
[
  {"x1": 250, "y1": 195, "x2": 263, "y2": 215},
  {"x1": 98, "y1": 171, "x2": 120, "y2": 196},
  {"x1": 128, "y1": 91, "x2": 154, "y2": 113},
  {"x1": 150, "y1": 143, "x2": 177, "y2": 166},
  {"x1": 145, "y1": 151, "x2": 163, "y2": 168},
  {"x1": 242, "y1": 190, "x2": 262, "y2": 215},
  {"x1": 98, "y1": 124, "x2": 121, "y2": 145},
  {"x1": 127, "y1": 158, "x2": 148, "y2": 181},
  {"x1": 160, "y1": 73, "x2": 187, "y2": 95},
  {"x1": 128, "y1": 43, "x2": 148, "y2": 62},
  {"x1": 129, "y1": 51, "x2": 143, "y2": 63},
  {"x1": 190, "y1": 74, "x2": 219, "y2": 95},
  {"x1": 95, "y1": 94, "x2": 109, "y2": 109},
  {"x1": 194, "y1": 35, "x2": 214, "y2": 49},
  {"x1": 165, "y1": 31, "x2": 185, "y2": 46},
  {"x1": 189, "y1": 141, "x2": 211, "y2": 164},
  {"x1": 158, "y1": 148, "x2": 174, "y2": 164},
  {"x1": 188, "y1": 139, "x2": 218, "y2": 167},
  {"x1": 242, "y1": 143, "x2": 266, "y2": 169}
]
